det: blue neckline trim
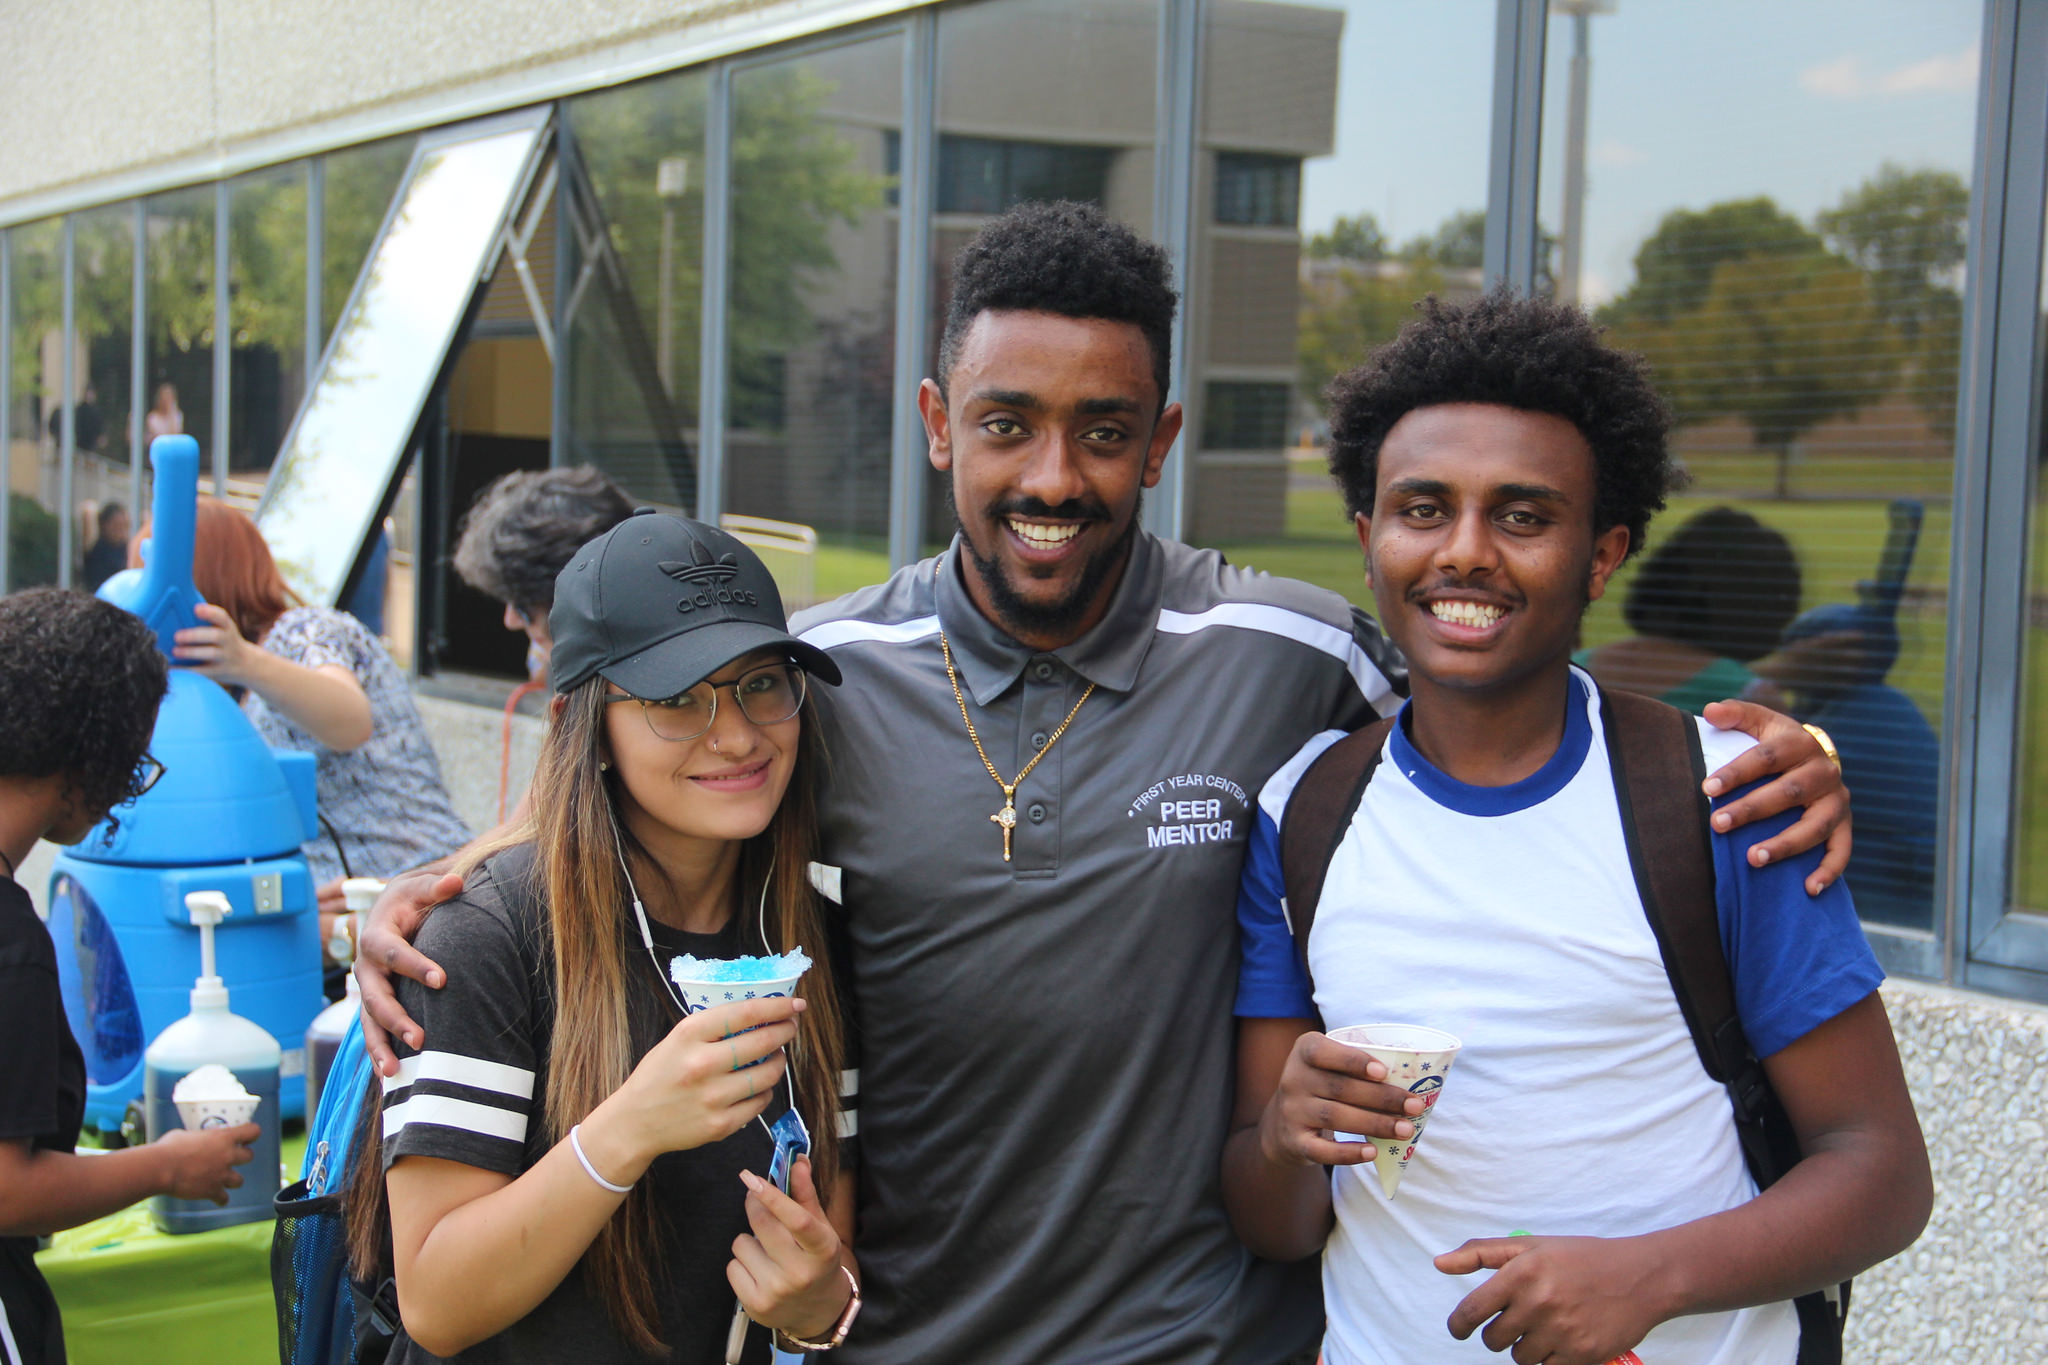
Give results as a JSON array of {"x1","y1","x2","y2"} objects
[{"x1": 1388, "y1": 672, "x2": 1595, "y2": 817}]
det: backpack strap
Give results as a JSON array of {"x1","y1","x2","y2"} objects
[
  {"x1": 1599, "y1": 685, "x2": 1846, "y2": 1365},
  {"x1": 1277, "y1": 718, "x2": 1396, "y2": 1015}
]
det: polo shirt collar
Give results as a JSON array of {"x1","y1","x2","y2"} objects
[{"x1": 934, "y1": 530, "x2": 1162, "y2": 706}]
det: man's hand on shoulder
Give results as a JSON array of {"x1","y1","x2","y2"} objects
[
  {"x1": 1700, "y1": 699, "x2": 1851, "y2": 896},
  {"x1": 1437, "y1": 1234, "x2": 1664, "y2": 1365},
  {"x1": 354, "y1": 867, "x2": 465, "y2": 1076}
]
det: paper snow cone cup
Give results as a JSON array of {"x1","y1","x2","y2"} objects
[
  {"x1": 1327, "y1": 1023, "x2": 1462, "y2": 1198},
  {"x1": 176, "y1": 1096, "x2": 260, "y2": 1131},
  {"x1": 668, "y1": 950, "x2": 812, "y2": 1016}
]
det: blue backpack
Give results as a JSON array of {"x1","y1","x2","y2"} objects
[{"x1": 271, "y1": 1018, "x2": 398, "y2": 1365}]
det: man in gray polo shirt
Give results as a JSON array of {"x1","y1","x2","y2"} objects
[{"x1": 355, "y1": 201, "x2": 1848, "y2": 1364}]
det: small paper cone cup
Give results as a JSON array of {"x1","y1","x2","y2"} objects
[
  {"x1": 669, "y1": 972, "x2": 805, "y2": 1016},
  {"x1": 1328, "y1": 1023, "x2": 1462, "y2": 1198},
  {"x1": 175, "y1": 1096, "x2": 260, "y2": 1131}
]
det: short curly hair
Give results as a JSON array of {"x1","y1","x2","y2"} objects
[
  {"x1": 938, "y1": 200, "x2": 1178, "y2": 409},
  {"x1": 1326, "y1": 290, "x2": 1680, "y2": 559},
  {"x1": 0, "y1": 588, "x2": 167, "y2": 827},
  {"x1": 453, "y1": 466, "x2": 636, "y2": 613}
]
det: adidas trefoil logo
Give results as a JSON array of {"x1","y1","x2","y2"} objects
[{"x1": 659, "y1": 541, "x2": 741, "y2": 586}]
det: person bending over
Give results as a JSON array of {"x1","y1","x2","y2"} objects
[
  {"x1": 1223, "y1": 294, "x2": 1930, "y2": 1365},
  {"x1": 344, "y1": 514, "x2": 860, "y2": 1363},
  {"x1": 0, "y1": 588, "x2": 256, "y2": 1365}
]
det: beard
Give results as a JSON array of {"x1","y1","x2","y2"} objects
[{"x1": 953, "y1": 489, "x2": 1142, "y2": 643}]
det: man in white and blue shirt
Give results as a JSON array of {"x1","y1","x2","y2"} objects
[{"x1": 1223, "y1": 293, "x2": 1930, "y2": 1365}]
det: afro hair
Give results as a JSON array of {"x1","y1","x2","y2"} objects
[
  {"x1": 1325, "y1": 290, "x2": 1681, "y2": 559},
  {"x1": 937, "y1": 200, "x2": 1178, "y2": 409}
]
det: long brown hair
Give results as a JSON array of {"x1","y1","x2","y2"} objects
[
  {"x1": 130, "y1": 497, "x2": 299, "y2": 642},
  {"x1": 349, "y1": 673, "x2": 845, "y2": 1354}
]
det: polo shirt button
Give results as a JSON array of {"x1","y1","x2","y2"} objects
[
  {"x1": 1027, "y1": 802, "x2": 1047, "y2": 823},
  {"x1": 1032, "y1": 660, "x2": 1055, "y2": 681},
  {"x1": 1031, "y1": 731, "x2": 1049, "y2": 748}
]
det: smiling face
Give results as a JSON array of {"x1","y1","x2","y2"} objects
[
  {"x1": 1365, "y1": 403, "x2": 1631, "y2": 701},
  {"x1": 602, "y1": 648, "x2": 800, "y2": 855},
  {"x1": 922, "y1": 310, "x2": 1183, "y2": 649}
]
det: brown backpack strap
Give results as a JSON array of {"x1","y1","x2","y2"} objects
[{"x1": 1277, "y1": 719, "x2": 1396, "y2": 1012}]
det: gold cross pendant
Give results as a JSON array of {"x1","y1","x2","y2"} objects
[{"x1": 990, "y1": 798, "x2": 1018, "y2": 862}]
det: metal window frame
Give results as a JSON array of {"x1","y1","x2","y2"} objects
[
  {"x1": 1146, "y1": 0, "x2": 1203, "y2": 545},
  {"x1": 58, "y1": 215, "x2": 75, "y2": 588},
  {"x1": 1952, "y1": 0, "x2": 2048, "y2": 999},
  {"x1": 888, "y1": 7, "x2": 937, "y2": 569},
  {"x1": 130, "y1": 200, "x2": 146, "y2": 517},
  {"x1": 1, "y1": 230, "x2": 10, "y2": 594},
  {"x1": 1484, "y1": 0, "x2": 1548, "y2": 292}
]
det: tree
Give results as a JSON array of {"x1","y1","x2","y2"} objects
[
  {"x1": 1305, "y1": 213, "x2": 1387, "y2": 262},
  {"x1": 1399, "y1": 208, "x2": 1484, "y2": 269},
  {"x1": 1818, "y1": 165, "x2": 1968, "y2": 440},
  {"x1": 1297, "y1": 260, "x2": 1446, "y2": 408},
  {"x1": 1599, "y1": 197, "x2": 1823, "y2": 328}
]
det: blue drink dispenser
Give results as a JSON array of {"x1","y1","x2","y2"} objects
[{"x1": 47, "y1": 434, "x2": 325, "y2": 1132}]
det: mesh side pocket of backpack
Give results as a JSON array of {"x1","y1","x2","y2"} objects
[{"x1": 273, "y1": 1178, "x2": 356, "y2": 1365}]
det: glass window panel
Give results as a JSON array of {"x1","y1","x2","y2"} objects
[
  {"x1": 259, "y1": 116, "x2": 549, "y2": 607},
  {"x1": 2010, "y1": 188, "x2": 2048, "y2": 915},
  {"x1": 230, "y1": 164, "x2": 308, "y2": 481},
  {"x1": 1188, "y1": 0, "x2": 1493, "y2": 579},
  {"x1": 322, "y1": 135, "x2": 416, "y2": 351},
  {"x1": 727, "y1": 34, "x2": 904, "y2": 606},
  {"x1": 144, "y1": 186, "x2": 214, "y2": 471},
  {"x1": 1547, "y1": 0, "x2": 1980, "y2": 936},
  {"x1": 73, "y1": 204, "x2": 136, "y2": 589},
  {"x1": 7, "y1": 219, "x2": 63, "y2": 589},
  {"x1": 567, "y1": 67, "x2": 709, "y2": 508},
  {"x1": 923, "y1": 0, "x2": 1162, "y2": 554}
]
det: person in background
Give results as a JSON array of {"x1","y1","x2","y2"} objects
[
  {"x1": 1578, "y1": 505, "x2": 1801, "y2": 714},
  {"x1": 451, "y1": 466, "x2": 635, "y2": 685},
  {"x1": 0, "y1": 588, "x2": 257, "y2": 1365},
  {"x1": 144, "y1": 383, "x2": 183, "y2": 444},
  {"x1": 132, "y1": 499, "x2": 471, "y2": 967},
  {"x1": 80, "y1": 503, "x2": 130, "y2": 592}
]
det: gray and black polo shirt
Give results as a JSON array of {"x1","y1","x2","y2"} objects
[{"x1": 793, "y1": 532, "x2": 1402, "y2": 1365}]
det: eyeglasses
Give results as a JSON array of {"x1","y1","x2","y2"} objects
[
  {"x1": 126, "y1": 754, "x2": 167, "y2": 802},
  {"x1": 607, "y1": 662, "x2": 807, "y2": 743}
]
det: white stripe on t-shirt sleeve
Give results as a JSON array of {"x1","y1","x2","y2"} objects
[
  {"x1": 382, "y1": 1051, "x2": 535, "y2": 1100},
  {"x1": 1157, "y1": 603, "x2": 1396, "y2": 713},
  {"x1": 799, "y1": 614, "x2": 940, "y2": 652},
  {"x1": 0, "y1": 1292, "x2": 25, "y2": 1365},
  {"x1": 383, "y1": 1093, "x2": 529, "y2": 1144}
]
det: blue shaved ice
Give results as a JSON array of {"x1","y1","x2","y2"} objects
[{"x1": 670, "y1": 948, "x2": 811, "y2": 985}]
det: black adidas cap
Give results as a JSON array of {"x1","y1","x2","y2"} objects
[{"x1": 547, "y1": 510, "x2": 840, "y2": 698}]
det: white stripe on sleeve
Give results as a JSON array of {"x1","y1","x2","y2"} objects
[
  {"x1": 839, "y1": 1068, "x2": 859, "y2": 1097},
  {"x1": 1157, "y1": 603, "x2": 1396, "y2": 712},
  {"x1": 799, "y1": 614, "x2": 940, "y2": 652},
  {"x1": 382, "y1": 1051, "x2": 535, "y2": 1100},
  {"x1": 836, "y1": 1109, "x2": 859, "y2": 1139},
  {"x1": 383, "y1": 1093, "x2": 530, "y2": 1144}
]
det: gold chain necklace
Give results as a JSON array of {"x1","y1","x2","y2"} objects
[{"x1": 940, "y1": 629, "x2": 1096, "y2": 862}]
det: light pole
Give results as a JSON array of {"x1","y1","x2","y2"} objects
[
  {"x1": 656, "y1": 155, "x2": 690, "y2": 393},
  {"x1": 1554, "y1": 0, "x2": 1613, "y2": 305}
]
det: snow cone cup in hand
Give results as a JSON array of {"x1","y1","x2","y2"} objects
[
  {"x1": 1326, "y1": 1023, "x2": 1461, "y2": 1198},
  {"x1": 668, "y1": 949, "x2": 812, "y2": 1015},
  {"x1": 171, "y1": 1063, "x2": 260, "y2": 1131}
]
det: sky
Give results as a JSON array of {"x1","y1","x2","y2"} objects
[{"x1": 1287, "y1": 0, "x2": 1983, "y2": 306}]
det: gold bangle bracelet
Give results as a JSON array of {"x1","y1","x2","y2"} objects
[{"x1": 1801, "y1": 722, "x2": 1842, "y2": 773}]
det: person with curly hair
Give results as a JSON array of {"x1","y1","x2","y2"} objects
[
  {"x1": 0, "y1": 588, "x2": 257, "y2": 1365},
  {"x1": 1226, "y1": 292, "x2": 1925, "y2": 1365},
  {"x1": 451, "y1": 466, "x2": 635, "y2": 684}
]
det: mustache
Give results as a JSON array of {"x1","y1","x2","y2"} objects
[
  {"x1": 986, "y1": 496, "x2": 1111, "y2": 524},
  {"x1": 1406, "y1": 578, "x2": 1524, "y2": 608}
]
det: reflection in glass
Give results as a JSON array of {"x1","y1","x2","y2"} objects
[
  {"x1": 2010, "y1": 187, "x2": 2048, "y2": 914},
  {"x1": 145, "y1": 187, "x2": 214, "y2": 471},
  {"x1": 229, "y1": 164, "x2": 309, "y2": 477},
  {"x1": 1190, "y1": 0, "x2": 1492, "y2": 579},
  {"x1": 727, "y1": 36, "x2": 902, "y2": 605},
  {"x1": 923, "y1": 0, "x2": 1162, "y2": 553},
  {"x1": 567, "y1": 68, "x2": 709, "y2": 507},
  {"x1": 7, "y1": 219, "x2": 63, "y2": 588},
  {"x1": 73, "y1": 205, "x2": 136, "y2": 588},
  {"x1": 259, "y1": 117, "x2": 548, "y2": 607},
  {"x1": 322, "y1": 136, "x2": 416, "y2": 352},
  {"x1": 1544, "y1": 0, "x2": 1978, "y2": 934}
]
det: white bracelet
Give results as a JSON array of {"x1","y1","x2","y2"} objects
[{"x1": 568, "y1": 1123, "x2": 633, "y2": 1195}]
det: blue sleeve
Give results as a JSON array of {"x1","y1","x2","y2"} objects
[
  {"x1": 1712, "y1": 782, "x2": 1884, "y2": 1058},
  {"x1": 1235, "y1": 805, "x2": 1319, "y2": 1020}
]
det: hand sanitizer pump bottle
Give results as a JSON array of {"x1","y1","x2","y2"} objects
[{"x1": 145, "y1": 891, "x2": 284, "y2": 1233}]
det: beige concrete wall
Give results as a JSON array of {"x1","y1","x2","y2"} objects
[{"x1": 0, "y1": 0, "x2": 910, "y2": 212}]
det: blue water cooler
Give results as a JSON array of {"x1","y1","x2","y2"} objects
[{"x1": 48, "y1": 435, "x2": 326, "y2": 1131}]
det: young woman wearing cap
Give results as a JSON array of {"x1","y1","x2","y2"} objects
[
  {"x1": 345, "y1": 514, "x2": 858, "y2": 1364},
  {"x1": 0, "y1": 589, "x2": 258, "y2": 1365}
]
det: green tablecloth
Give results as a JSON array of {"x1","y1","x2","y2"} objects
[{"x1": 37, "y1": 1135, "x2": 305, "y2": 1365}]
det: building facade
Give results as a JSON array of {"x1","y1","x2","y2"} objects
[{"x1": 4, "y1": 2, "x2": 2048, "y2": 1356}]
